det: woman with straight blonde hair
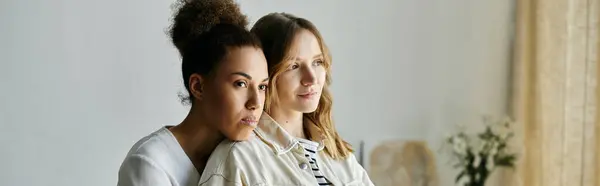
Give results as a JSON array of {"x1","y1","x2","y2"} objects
[{"x1": 199, "y1": 12, "x2": 374, "y2": 186}]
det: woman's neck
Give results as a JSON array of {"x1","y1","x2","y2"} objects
[
  {"x1": 169, "y1": 107, "x2": 224, "y2": 173},
  {"x1": 269, "y1": 106, "x2": 305, "y2": 138}
]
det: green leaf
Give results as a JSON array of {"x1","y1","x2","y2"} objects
[
  {"x1": 496, "y1": 155, "x2": 517, "y2": 167},
  {"x1": 456, "y1": 170, "x2": 466, "y2": 183}
]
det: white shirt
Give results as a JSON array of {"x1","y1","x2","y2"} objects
[
  {"x1": 117, "y1": 127, "x2": 199, "y2": 186},
  {"x1": 297, "y1": 138, "x2": 333, "y2": 185},
  {"x1": 199, "y1": 112, "x2": 374, "y2": 186}
]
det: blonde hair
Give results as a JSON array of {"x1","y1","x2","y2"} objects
[{"x1": 251, "y1": 12, "x2": 353, "y2": 160}]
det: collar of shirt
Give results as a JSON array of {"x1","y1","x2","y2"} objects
[{"x1": 254, "y1": 111, "x2": 325, "y2": 155}]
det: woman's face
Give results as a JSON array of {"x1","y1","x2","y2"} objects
[
  {"x1": 274, "y1": 29, "x2": 326, "y2": 113},
  {"x1": 192, "y1": 46, "x2": 269, "y2": 141}
]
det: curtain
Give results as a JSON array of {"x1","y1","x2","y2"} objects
[{"x1": 504, "y1": 0, "x2": 600, "y2": 185}]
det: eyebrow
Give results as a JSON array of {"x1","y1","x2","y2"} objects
[
  {"x1": 288, "y1": 53, "x2": 324, "y2": 61},
  {"x1": 231, "y1": 72, "x2": 269, "y2": 82}
]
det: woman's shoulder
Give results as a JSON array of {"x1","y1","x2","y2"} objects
[
  {"x1": 205, "y1": 135, "x2": 271, "y2": 169},
  {"x1": 200, "y1": 135, "x2": 272, "y2": 184},
  {"x1": 123, "y1": 127, "x2": 181, "y2": 160},
  {"x1": 118, "y1": 127, "x2": 199, "y2": 186},
  {"x1": 219, "y1": 135, "x2": 266, "y2": 151}
]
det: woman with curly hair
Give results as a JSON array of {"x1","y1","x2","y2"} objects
[{"x1": 117, "y1": 0, "x2": 268, "y2": 185}]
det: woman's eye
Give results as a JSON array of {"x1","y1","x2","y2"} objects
[
  {"x1": 235, "y1": 81, "x2": 247, "y2": 88},
  {"x1": 259, "y1": 84, "x2": 268, "y2": 91},
  {"x1": 313, "y1": 60, "x2": 324, "y2": 66},
  {"x1": 289, "y1": 64, "x2": 299, "y2": 70}
]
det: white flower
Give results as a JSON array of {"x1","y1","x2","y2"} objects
[
  {"x1": 500, "y1": 133, "x2": 509, "y2": 141},
  {"x1": 473, "y1": 154, "x2": 481, "y2": 168},
  {"x1": 489, "y1": 142, "x2": 498, "y2": 156},
  {"x1": 486, "y1": 153, "x2": 495, "y2": 170},
  {"x1": 453, "y1": 136, "x2": 467, "y2": 155},
  {"x1": 502, "y1": 116, "x2": 514, "y2": 127},
  {"x1": 475, "y1": 140, "x2": 486, "y2": 154},
  {"x1": 459, "y1": 174, "x2": 471, "y2": 184}
]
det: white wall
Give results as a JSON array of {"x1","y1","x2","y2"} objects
[{"x1": 0, "y1": 0, "x2": 513, "y2": 185}]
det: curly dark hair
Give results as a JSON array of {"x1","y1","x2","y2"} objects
[
  {"x1": 169, "y1": 0, "x2": 250, "y2": 53},
  {"x1": 168, "y1": 0, "x2": 261, "y2": 104}
]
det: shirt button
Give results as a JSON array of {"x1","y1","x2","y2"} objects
[{"x1": 299, "y1": 163, "x2": 309, "y2": 170}]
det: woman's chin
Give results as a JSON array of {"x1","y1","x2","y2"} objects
[
  {"x1": 226, "y1": 128, "x2": 255, "y2": 141},
  {"x1": 296, "y1": 104, "x2": 319, "y2": 113}
]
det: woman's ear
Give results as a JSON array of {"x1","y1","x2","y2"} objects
[{"x1": 189, "y1": 73, "x2": 204, "y2": 101}]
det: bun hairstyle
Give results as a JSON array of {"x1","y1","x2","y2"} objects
[{"x1": 168, "y1": 0, "x2": 261, "y2": 104}]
